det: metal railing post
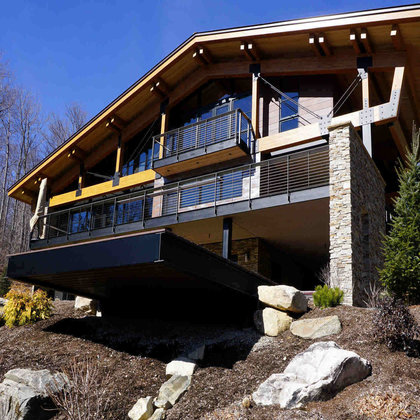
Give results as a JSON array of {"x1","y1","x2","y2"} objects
[
  {"x1": 214, "y1": 173, "x2": 218, "y2": 215},
  {"x1": 88, "y1": 203, "x2": 94, "y2": 233},
  {"x1": 112, "y1": 197, "x2": 117, "y2": 232},
  {"x1": 287, "y1": 155, "x2": 290, "y2": 202},
  {"x1": 176, "y1": 182, "x2": 180, "y2": 221},
  {"x1": 141, "y1": 191, "x2": 147, "y2": 227}
]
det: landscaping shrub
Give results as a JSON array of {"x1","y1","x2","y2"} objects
[
  {"x1": 47, "y1": 357, "x2": 111, "y2": 420},
  {"x1": 373, "y1": 296, "x2": 420, "y2": 357},
  {"x1": 3, "y1": 287, "x2": 53, "y2": 328},
  {"x1": 313, "y1": 284, "x2": 344, "y2": 308},
  {"x1": 379, "y1": 127, "x2": 420, "y2": 304}
]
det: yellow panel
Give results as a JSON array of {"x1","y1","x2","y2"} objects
[{"x1": 49, "y1": 170, "x2": 156, "y2": 208}]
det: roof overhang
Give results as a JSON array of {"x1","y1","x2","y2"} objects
[{"x1": 8, "y1": 4, "x2": 420, "y2": 204}]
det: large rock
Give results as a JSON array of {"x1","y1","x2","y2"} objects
[
  {"x1": 254, "y1": 308, "x2": 293, "y2": 336},
  {"x1": 0, "y1": 368, "x2": 68, "y2": 420},
  {"x1": 253, "y1": 341, "x2": 371, "y2": 408},
  {"x1": 258, "y1": 285, "x2": 308, "y2": 313},
  {"x1": 74, "y1": 296, "x2": 97, "y2": 314},
  {"x1": 128, "y1": 396, "x2": 154, "y2": 420},
  {"x1": 166, "y1": 358, "x2": 196, "y2": 377},
  {"x1": 150, "y1": 408, "x2": 166, "y2": 420},
  {"x1": 290, "y1": 316, "x2": 342, "y2": 339},
  {"x1": 154, "y1": 375, "x2": 191, "y2": 409}
]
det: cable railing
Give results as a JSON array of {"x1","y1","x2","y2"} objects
[
  {"x1": 32, "y1": 146, "x2": 329, "y2": 243},
  {"x1": 151, "y1": 109, "x2": 254, "y2": 165}
]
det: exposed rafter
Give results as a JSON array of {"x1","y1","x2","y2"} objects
[
  {"x1": 349, "y1": 29, "x2": 362, "y2": 54},
  {"x1": 67, "y1": 146, "x2": 87, "y2": 162},
  {"x1": 240, "y1": 41, "x2": 261, "y2": 61},
  {"x1": 390, "y1": 24, "x2": 405, "y2": 51},
  {"x1": 318, "y1": 33, "x2": 332, "y2": 56},
  {"x1": 309, "y1": 34, "x2": 322, "y2": 57},
  {"x1": 360, "y1": 27, "x2": 373, "y2": 54},
  {"x1": 193, "y1": 46, "x2": 214, "y2": 66}
]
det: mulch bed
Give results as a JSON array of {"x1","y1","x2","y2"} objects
[{"x1": 0, "y1": 302, "x2": 419, "y2": 419}]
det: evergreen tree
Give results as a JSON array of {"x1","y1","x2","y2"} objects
[{"x1": 380, "y1": 126, "x2": 420, "y2": 304}]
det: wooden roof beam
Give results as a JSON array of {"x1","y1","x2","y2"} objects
[
  {"x1": 318, "y1": 33, "x2": 332, "y2": 56},
  {"x1": 193, "y1": 46, "x2": 214, "y2": 66},
  {"x1": 350, "y1": 30, "x2": 362, "y2": 54},
  {"x1": 309, "y1": 34, "x2": 322, "y2": 57},
  {"x1": 150, "y1": 78, "x2": 169, "y2": 99},
  {"x1": 107, "y1": 115, "x2": 127, "y2": 131},
  {"x1": 67, "y1": 146, "x2": 87, "y2": 162},
  {"x1": 390, "y1": 24, "x2": 405, "y2": 51},
  {"x1": 240, "y1": 41, "x2": 261, "y2": 61},
  {"x1": 360, "y1": 27, "x2": 373, "y2": 54}
]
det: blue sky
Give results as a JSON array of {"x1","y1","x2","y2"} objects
[{"x1": 0, "y1": 0, "x2": 412, "y2": 121}]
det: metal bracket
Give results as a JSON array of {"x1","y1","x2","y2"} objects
[
  {"x1": 357, "y1": 68, "x2": 368, "y2": 80},
  {"x1": 112, "y1": 173, "x2": 120, "y2": 187},
  {"x1": 389, "y1": 89, "x2": 400, "y2": 116},
  {"x1": 319, "y1": 115, "x2": 333, "y2": 136},
  {"x1": 359, "y1": 107, "x2": 374, "y2": 126}
]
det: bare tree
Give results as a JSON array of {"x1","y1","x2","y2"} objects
[{"x1": 44, "y1": 103, "x2": 87, "y2": 153}]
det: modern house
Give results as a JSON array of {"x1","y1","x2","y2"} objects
[{"x1": 6, "y1": 4, "x2": 420, "y2": 314}]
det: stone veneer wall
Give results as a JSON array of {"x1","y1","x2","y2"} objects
[
  {"x1": 203, "y1": 238, "x2": 272, "y2": 279},
  {"x1": 329, "y1": 122, "x2": 385, "y2": 306}
]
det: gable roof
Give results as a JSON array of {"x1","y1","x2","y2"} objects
[{"x1": 8, "y1": 3, "x2": 420, "y2": 203}]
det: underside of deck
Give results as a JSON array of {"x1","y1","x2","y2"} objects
[{"x1": 7, "y1": 230, "x2": 275, "y2": 319}]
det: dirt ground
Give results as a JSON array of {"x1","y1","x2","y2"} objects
[{"x1": 0, "y1": 302, "x2": 419, "y2": 419}]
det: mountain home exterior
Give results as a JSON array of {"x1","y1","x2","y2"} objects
[{"x1": 6, "y1": 5, "x2": 420, "y2": 310}]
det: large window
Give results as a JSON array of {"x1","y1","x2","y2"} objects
[{"x1": 279, "y1": 92, "x2": 299, "y2": 132}]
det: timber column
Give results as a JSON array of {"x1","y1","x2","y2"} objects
[{"x1": 328, "y1": 122, "x2": 385, "y2": 306}]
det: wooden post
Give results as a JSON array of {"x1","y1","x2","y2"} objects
[
  {"x1": 159, "y1": 109, "x2": 168, "y2": 159},
  {"x1": 113, "y1": 134, "x2": 124, "y2": 186},
  {"x1": 360, "y1": 69, "x2": 372, "y2": 156},
  {"x1": 251, "y1": 73, "x2": 260, "y2": 139},
  {"x1": 76, "y1": 163, "x2": 85, "y2": 197}
]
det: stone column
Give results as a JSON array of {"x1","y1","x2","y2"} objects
[{"x1": 328, "y1": 122, "x2": 385, "y2": 306}]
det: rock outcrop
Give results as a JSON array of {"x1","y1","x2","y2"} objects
[
  {"x1": 74, "y1": 296, "x2": 97, "y2": 314},
  {"x1": 0, "y1": 368, "x2": 68, "y2": 420},
  {"x1": 258, "y1": 285, "x2": 308, "y2": 313},
  {"x1": 166, "y1": 358, "x2": 196, "y2": 377},
  {"x1": 254, "y1": 308, "x2": 293, "y2": 337},
  {"x1": 128, "y1": 396, "x2": 154, "y2": 420},
  {"x1": 290, "y1": 315, "x2": 342, "y2": 339},
  {"x1": 253, "y1": 341, "x2": 371, "y2": 408},
  {"x1": 154, "y1": 375, "x2": 191, "y2": 409}
]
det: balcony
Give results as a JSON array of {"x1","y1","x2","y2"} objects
[
  {"x1": 31, "y1": 146, "x2": 329, "y2": 249},
  {"x1": 152, "y1": 109, "x2": 254, "y2": 177}
]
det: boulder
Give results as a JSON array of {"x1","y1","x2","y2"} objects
[
  {"x1": 290, "y1": 316, "x2": 342, "y2": 339},
  {"x1": 166, "y1": 358, "x2": 196, "y2": 377},
  {"x1": 150, "y1": 408, "x2": 166, "y2": 420},
  {"x1": 74, "y1": 296, "x2": 97, "y2": 314},
  {"x1": 0, "y1": 368, "x2": 68, "y2": 420},
  {"x1": 154, "y1": 375, "x2": 191, "y2": 409},
  {"x1": 253, "y1": 341, "x2": 371, "y2": 409},
  {"x1": 254, "y1": 308, "x2": 293, "y2": 336},
  {"x1": 128, "y1": 396, "x2": 154, "y2": 420},
  {"x1": 258, "y1": 285, "x2": 308, "y2": 313}
]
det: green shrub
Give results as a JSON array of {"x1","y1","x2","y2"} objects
[
  {"x1": 313, "y1": 284, "x2": 344, "y2": 308},
  {"x1": 3, "y1": 287, "x2": 53, "y2": 328},
  {"x1": 0, "y1": 267, "x2": 11, "y2": 297},
  {"x1": 379, "y1": 128, "x2": 420, "y2": 304}
]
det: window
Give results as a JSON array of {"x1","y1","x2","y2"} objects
[{"x1": 279, "y1": 92, "x2": 299, "y2": 132}]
